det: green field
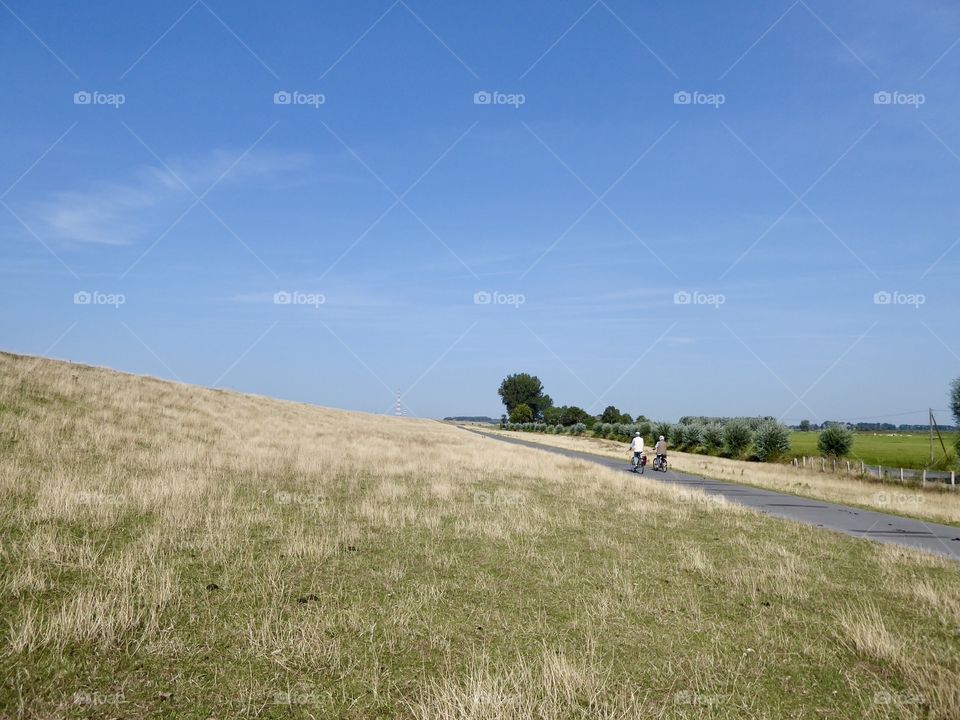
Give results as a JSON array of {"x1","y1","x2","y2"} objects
[{"x1": 788, "y1": 431, "x2": 953, "y2": 469}]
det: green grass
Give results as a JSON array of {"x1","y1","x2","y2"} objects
[{"x1": 789, "y1": 431, "x2": 955, "y2": 470}]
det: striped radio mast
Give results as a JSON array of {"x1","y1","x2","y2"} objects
[{"x1": 394, "y1": 393, "x2": 404, "y2": 417}]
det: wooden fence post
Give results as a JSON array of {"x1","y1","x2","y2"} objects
[
  {"x1": 861, "y1": 460, "x2": 865, "y2": 475},
  {"x1": 922, "y1": 469, "x2": 927, "y2": 486},
  {"x1": 900, "y1": 468, "x2": 904, "y2": 483},
  {"x1": 952, "y1": 471, "x2": 956, "y2": 487}
]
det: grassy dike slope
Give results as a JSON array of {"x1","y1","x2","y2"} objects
[{"x1": 1, "y1": 351, "x2": 958, "y2": 719}]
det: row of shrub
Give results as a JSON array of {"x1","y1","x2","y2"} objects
[
  {"x1": 505, "y1": 422, "x2": 588, "y2": 435},
  {"x1": 599, "y1": 419, "x2": 789, "y2": 461},
  {"x1": 504, "y1": 417, "x2": 792, "y2": 462}
]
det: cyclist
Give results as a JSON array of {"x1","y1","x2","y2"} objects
[
  {"x1": 654, "y1": 435, "x2": 668, "y2": 469},
  {"x1": 629, "y1": 431, "x2": 645, "y2": 468}
]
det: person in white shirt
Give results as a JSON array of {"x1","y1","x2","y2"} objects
[{"x1": 629, "y1": 432, "x2": 645, "y2": 467}]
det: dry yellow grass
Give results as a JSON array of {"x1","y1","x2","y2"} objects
[
  {"x1": 1, "y1": 351, "x2": 959, "y2": 718},
  {"x1": 477, "y1": 429, "x2": 960, "y2": 525}
]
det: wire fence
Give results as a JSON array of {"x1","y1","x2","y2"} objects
[{"x1": 792, "y1": 456, "x2": 957, "y2": 488}]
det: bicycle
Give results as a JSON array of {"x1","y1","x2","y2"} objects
[{"x1": 631, "y1": 452, "x2": 647, "y2": 474}]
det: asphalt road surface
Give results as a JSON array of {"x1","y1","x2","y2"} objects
[{"x1": 471, "y1": 430, "x2": 960, "y2": 561}]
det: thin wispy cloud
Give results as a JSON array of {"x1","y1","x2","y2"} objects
[{"x1": 28, "y1": 149, "x2": 315, "y2": 246}]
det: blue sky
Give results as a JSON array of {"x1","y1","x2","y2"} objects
[{"x1": 1, "y1": 0, "x2": 958, "y2": 424}]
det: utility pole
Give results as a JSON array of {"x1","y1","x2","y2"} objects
[{"x1": 930, "y1": 409, "x2": 949, "y2": 464}]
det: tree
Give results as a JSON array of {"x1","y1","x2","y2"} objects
[
  {"x1": 702, "y1": 423, "x2": 724, "y2": 453},
  {"x1": 799, "y1": 419, "x2": 811, "y2": 432},
  {"x1": 753, "y1": 421, "x2": 791, "y2": 462},
  {"x1": 683, "y1": 423, "x2": 705, "y2": 451},
  {"x1": 671, "y1": 424, "x2": 688, "y2": 449},
  {"x1": 635, "y1": 420, "x2": 652, "y2": 440},
  {"x1": 510, "y1": 403, "x2": 533, "y2": 423},
  {"x1": 600, "y1": 406, "x2": 622, "y2": 423},
  {"x1": 723, "y1": 420, "x2": 752, "y2": 457},
  {"x1": 654, "y1": 422, "x2": 672, "y2": 442},
  {"x1": 559, "y1": 405, "x2": 591, "y2": 426},
  {"x1": 597, "y1": 406, "x2": 632, "y2": 424},
  {"x1": 542, "y1": 406, "x2": 562, "y2": 425},
  {"x1": 818, "y1": 425, "x2": 853, "y2": 458},
  {"x1": 498, "y1": 374, "x2": 550, "y2": 417},
  {"x1": 635, "y1": 414, "x2": 648, "y2": 423}
]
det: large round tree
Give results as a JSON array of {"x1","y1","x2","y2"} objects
[{"x1": 498, "y1": 373, "x2": 551, "y2": 417}]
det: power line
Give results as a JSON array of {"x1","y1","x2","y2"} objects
[{"x1": 782, "y1": 409, "x2": 953, "y2": 423}]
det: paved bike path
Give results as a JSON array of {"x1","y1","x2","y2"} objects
[{"x1": 470, "y1": 430, "x2": 960, "y2": 561}]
